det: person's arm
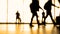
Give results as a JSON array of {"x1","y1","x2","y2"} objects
[
  {"x1": 39, "y1": 6, "x2": 43, "y2": 10},
  {"x1": 52, "y1": 4, "x2": 59, "y2": 8},
  {"x1": 39, "y1": 6, "x2": 44, "y2": 11}
]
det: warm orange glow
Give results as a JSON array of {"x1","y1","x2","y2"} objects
[
  {"x1": 23, "y1": 24, "x2": 30, "y2": 31},
  {"x1": 32, "y1": 24, "x2": 38, "y2": 30},
  {"x1": 45, "y1": 24, "x2": 53, "y2": 30},
  {"x1": 8, "y1": 24, "x2": 16, "y2": 31},
  {"x1": 0, "y1": 24, "x2": 59, "y2": 34}
]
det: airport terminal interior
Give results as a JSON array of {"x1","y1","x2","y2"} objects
[{"x1": 0, "y1": 0, "x2": 60, "y2": 34}]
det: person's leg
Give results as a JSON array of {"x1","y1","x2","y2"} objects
[
  {"x1": 16, "y1": 17, "x2": 18, "y2": 23},
  {"x1": 44, "y1": 11, "x2": 48, "y2": 24},
  {"x1": 18, "y1": 18, "x2": 20, "y2": 23},
  {"x1": 20, "y1": 18, "x2": 21, "y2": 22},
  {"x1": 36, "y1": 13, "x2": 40, "y2": 24},
  {"x1": 30, "y1": 14, "x2": 34, "y2": 23},
  {"x1": 16, "y1": 18, "x2": 17, "y2": 23},
  {"x1": 30, "y1": 14, "x2": 35, "y2": 26},
  {"x1": 50, "y1": 13, "x2": 55, "y2": 24},
  {"x1": 18, "y1": 18, "x2": 21, "y2": 23}
]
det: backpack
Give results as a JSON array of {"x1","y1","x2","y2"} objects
[
  {"x1": 30, "y1": 3, "x2": 39, "y2": 13},
  {"x1": 44, "y1": 2, "x2": 48, "y2": 10}
]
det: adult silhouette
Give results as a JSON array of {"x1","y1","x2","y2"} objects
[
  {"x1": 44, "y1": 0, "x2": 59, "y2": 24},
  {"x1": 30, "y1": 0, "x2": 43, "y2": 27},
  {"x1": 16, "y1": 11, "x2": 21, "y2": 23}
]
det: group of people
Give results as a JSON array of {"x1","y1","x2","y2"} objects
[
  {"x1": 30, "y1": 0, "x2": 60, "y2": 27},
  {"x1": 16, "y1": 0, "x2": 60, "y2": 27}
]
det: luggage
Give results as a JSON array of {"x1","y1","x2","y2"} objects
[{"x1": 56, "y1": 16, "x2": 60, "y2": 25}]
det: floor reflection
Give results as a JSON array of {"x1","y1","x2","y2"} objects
[{"x1": 0, "y1": 24, "x2": 60, "y2": 34}]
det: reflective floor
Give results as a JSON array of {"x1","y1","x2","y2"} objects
[{"x1": 0, "y1": 24, "x2": 60, "y2": 34}]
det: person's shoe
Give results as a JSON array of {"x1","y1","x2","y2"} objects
[
  {"x1": 43, "y1": 22, "x2": 46, "y2": 26},
  {"x1": 42, "y1": 21, "x2": 45, "y2": 25},
  {"x1": 38, "y1": 23, "x2": 41, "y2": 26},
  {"x1": 53, "y1": 21, "x2": 55, "y2": 24},
  {"x1": 30, "y1": 23, "x2": 34, "y2": 27},
  {"x1": 38, "y1": 23, "x2": 41, "y2": 27},
  {"x1": 53, "y1": 21, "x2": 56, "y2": 26}
]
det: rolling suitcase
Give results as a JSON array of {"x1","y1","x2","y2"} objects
[{"x1": 56, "y1": 16, "x2": 60, "y2": 25}]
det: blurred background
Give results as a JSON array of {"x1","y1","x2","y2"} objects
[
  {"x1": 0, "y1": 0, "x2": 60, "y2": 23},
  {"x1": 0, "y1": 0, "x2": 60, "y2": 34}
]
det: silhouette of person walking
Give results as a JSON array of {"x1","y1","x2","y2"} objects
[
  {"x1": 16, "y1": 11, "x2": 21, "y2": 23},
  {"x1": 44, "y1": 0, "x2": 59, "y2": 24},
  {"x1": 42, "y1": 11, "x2": 45, "y2": 24},
  {"x1": 30, "y1": 0, "x2": 43, "y2": 26}
]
